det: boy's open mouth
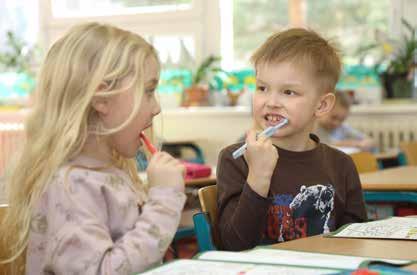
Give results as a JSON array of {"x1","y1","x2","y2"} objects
[{"x1": 264, "y1": 114, "x2": 286, "y2": 126}]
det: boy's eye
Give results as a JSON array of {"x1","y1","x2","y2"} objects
[
  {"x1": 283, "y1": 89, "x2": 295, "y2": 95},
  {"x1": 256, "y1": 85, "x2": 267, "y2": 92}
]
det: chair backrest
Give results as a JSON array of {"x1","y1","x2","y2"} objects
[
  {"x1": 0, "y1": 205, "x2": 25, "y2": 275},
  {"x1": 350, "y1": 152, "x2": 379, "y2": 173},
  {"x1": 198, "y1": 185, "x2": 217, "y2": 226},
  {"x1": 400, "y1": 141, "x2": 417, "y2": 166},
  {"x1": 193, "y1": 185, "x2": 219, "y2": 251}
]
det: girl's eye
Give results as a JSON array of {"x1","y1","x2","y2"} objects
[
  {"x1": 145, "y1": 88, "x2": 156, "y2": 95},
  {"x1": 283, "y1": 89, "x2": 296, "y2": 95},
  {"x1": 256, "y1": 85, "x2": 267, "y2": 92}
]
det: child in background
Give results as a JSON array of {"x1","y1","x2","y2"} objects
[
  {"x1": 217, "y1": 28, "x2": 367, "y2": 251},
  {"x1": 0, "y1": 23, "x2": 186, "y2": 274},
  {"x1": 316, "y1": 91, "x2": 376, "y2": 152}
]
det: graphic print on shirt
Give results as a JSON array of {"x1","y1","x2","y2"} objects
[{"x1": 266, "y1": 184, "x2": 335, "y2": 242}]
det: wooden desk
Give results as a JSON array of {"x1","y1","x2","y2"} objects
[
  {"x1": 360, "y1": 166, "x2": 417, "y2": 191},
  {"x1": 273, "y1": 234, "x2": 417, "y2": 271}
]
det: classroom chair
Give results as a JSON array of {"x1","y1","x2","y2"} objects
[
  {"x1": 161, "y1": 142, "x2": 206, "y2": 164},
  {"x1": 350, "y1": 151, "x2": 417, "y2": 217},
  {"x1": 192, "y1": 185, "x2": 219, "y2": 252},
  {"x1": 399, "y1": 141, "x2": 417, "y2": 166},
  {"x1": 0, "y1": 204, "x2": 25, "y2": 275},
  {"x1": 350, "y1": 151, "x2": 379, "y2": 173},
  {"x1": 170, "y1": 226, "x2": 195, "y2": 258}
]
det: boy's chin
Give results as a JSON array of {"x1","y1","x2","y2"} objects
[
  {"x1": 271, "y1": 133, "x2": 286, "y2": 139},
  {"x1": 270, "y1": 129, "x2": 289, "y2": 138}
]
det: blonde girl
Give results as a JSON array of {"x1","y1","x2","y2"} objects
[{"x1": 1, "y1": 22, "x2": 186, "y2": 274}]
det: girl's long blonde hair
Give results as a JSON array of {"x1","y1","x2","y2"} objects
[{"x1": 0, "y1": 22, "x2": 159, "y2": 265}]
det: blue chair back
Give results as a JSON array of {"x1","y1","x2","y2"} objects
[
  {"x1": 193, "y1": 185, "x2": 218, "y2": 252},
  {"x1": 193, "y1": 212, "x2": 216, "y2": 252}
]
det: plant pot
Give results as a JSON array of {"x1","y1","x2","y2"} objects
[
  {"x1": 380, "y1": 72, "x2": 412, "y2": 99},
  {"x1": 226, "y1": 89, "x2": 244, "y2": 106},
  {"x1": 181, "y1": 85, "x2": 209, "y2": 107}
]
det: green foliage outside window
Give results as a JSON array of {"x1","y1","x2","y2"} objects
[{"x1": 233, "y1": 0, "x2": 389, "y2": 66}]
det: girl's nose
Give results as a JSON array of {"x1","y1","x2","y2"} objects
[{"x1": 152, "y1": 101, "x2": 161, "y2": 116}]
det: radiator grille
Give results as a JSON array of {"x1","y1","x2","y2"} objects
[{"x1": 348, "y1": 118, "x2": 417, "y2": 152}]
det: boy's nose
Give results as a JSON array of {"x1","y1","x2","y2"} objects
[{"x1": 266, "y1": 92, "x2": 283, "y2": 108}]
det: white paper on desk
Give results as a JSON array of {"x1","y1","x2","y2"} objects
[
  {"x1": 141, "y1": 259, "x2": 339, "y2": 275},
  {"x1": 198, "y1": 249, "x2": 410, "y2": 270},
  {"x1": 333, "y1": 217, "x2": 417, "y2": 239}
]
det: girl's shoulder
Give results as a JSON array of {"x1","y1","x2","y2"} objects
[{"x1": 52, "y1": 155, "x2": 131, "y2": 189}]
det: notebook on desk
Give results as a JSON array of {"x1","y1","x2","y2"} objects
[
  {"x1": 327, "y1": 216, "x2": 417, "y2": 240},
  {"x1": 141, "y1": 248, "x2": 414, "y2": 275}
]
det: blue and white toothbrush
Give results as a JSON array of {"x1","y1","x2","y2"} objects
[{"x1": 232, "y1": 118, "x2": 288, "y2": 159}]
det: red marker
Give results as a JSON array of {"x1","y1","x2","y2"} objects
[{"x1": 139, "y1": 132, "x2": 157, "y2": 155}]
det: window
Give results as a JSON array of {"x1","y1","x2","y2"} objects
[
  {"x1": 231, "y1": 0, "x2": 390, "y2": 68},
  {"x1": 151, "y1": 35, "x2": 195, "y2": 67},
  {"x1": 41, "y1": 0, "x2": 218, "y2": 68},
  {"x1": 0, "y1": 0, "x2": 38, "y2": 51},
  {"x1": 51, "y1": 0, "x2": 192, "y2": 17},
  {"x1": 305, "y1": 1, "x2": 389, "y2": 65},
  {"x1": 232, "y1": 0, "x2": 288, "y2": 68}
]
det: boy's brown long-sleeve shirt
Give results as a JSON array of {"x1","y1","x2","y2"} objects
[{"x1": 217, "y1": 135, "x2": 367, "y2": 251}]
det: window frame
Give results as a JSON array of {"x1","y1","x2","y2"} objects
[
  {"x1": 39, "y1": 0, "x2": 409, "y2": 69},
  {"x1": 39, "y1": 0, "x2": 221, "y2": 64}
]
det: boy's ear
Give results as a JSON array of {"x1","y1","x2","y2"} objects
[
  {"x1": 315, "y1": 92, "x2": 335, "y2": 117},
  {"x1": 91, "y1": 82, "x2": 110, "y2": 115}
]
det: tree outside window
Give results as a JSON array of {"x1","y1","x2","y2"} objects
[{"x1": 233, "y1": 0, "x2": 389, "y2": 67}]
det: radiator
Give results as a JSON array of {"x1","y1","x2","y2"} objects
[
  {"x1": 347, "y1": 109, "x2": 417, "y2": 152},
  {"x1": 0, "y1": 123, "x2": 25, "y2": 177}
]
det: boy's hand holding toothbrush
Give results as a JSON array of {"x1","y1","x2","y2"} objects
[
  {"x1": 240, "y1": 119, "x2": 288, "y2": 198},
  {"x1": 245, "y1": 128, "x2": 278, "y2": 198},
  {"x1": 140, "y1": 133, "x2": 185, "y2": 193}
]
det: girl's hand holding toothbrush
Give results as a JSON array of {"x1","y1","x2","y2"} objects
[{"x1": 140, "y1": 132, "x2": 185, "y2": 192}]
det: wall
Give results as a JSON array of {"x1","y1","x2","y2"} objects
[
  {"x1": 154, "y1": 107, "x2": 252, "y2": 166},
  {"x1": 155, "y1": 103, "x2": 417, "y2": 166}
]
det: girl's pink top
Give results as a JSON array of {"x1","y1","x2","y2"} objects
[{"x1": 25, "y1": 155, "x2": 186, "y2": 274}]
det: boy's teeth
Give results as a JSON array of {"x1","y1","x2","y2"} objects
[{"x1": 267, "y1": 115, "x2": 280, "y2": 122}]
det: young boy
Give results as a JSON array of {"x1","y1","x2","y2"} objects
[
  {"x1": 216, "y1": 28, "x2": 367, "y2": 251},
  {"x1": 315, "y1": 91, "x2": 376, "y2": 152}
]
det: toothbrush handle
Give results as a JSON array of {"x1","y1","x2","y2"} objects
[
  {"x1": 232, "y1": 119, "x2": 288, "y2": 159},
  {"x1": 140, "y1": 132, "x2": 157, "y2": 155},
  {"x1": 232, "y1": 143, "x2": 248, "y2": 159},
  {"x1": 233, "y1": 129, "x2": 269, "y2": 159}
]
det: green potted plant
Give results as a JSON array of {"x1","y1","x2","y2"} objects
[
  {"x1": 0, "y1": 31, "x2": 38, "y2": 105},
  {"x1": 0, "y1": 31, "x2": 37, "y2": 74},
  {"x1": 359, "y1": 18, "x2": 417, "y2": 98},
  {"x1": 181, "y1": 55, "x2": 225, "y2": 107}
]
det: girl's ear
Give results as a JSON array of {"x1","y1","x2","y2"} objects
[
  {"x1": 91, "y1": 82, "x2": 110, "y2": 115},
  {"x1": 315, "y1": 92, "x2": 335, "y2": 117}
]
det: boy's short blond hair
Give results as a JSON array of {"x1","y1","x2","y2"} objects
[{"x1": 251, "y1": 28, "x2": 341, "y2": 93}]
